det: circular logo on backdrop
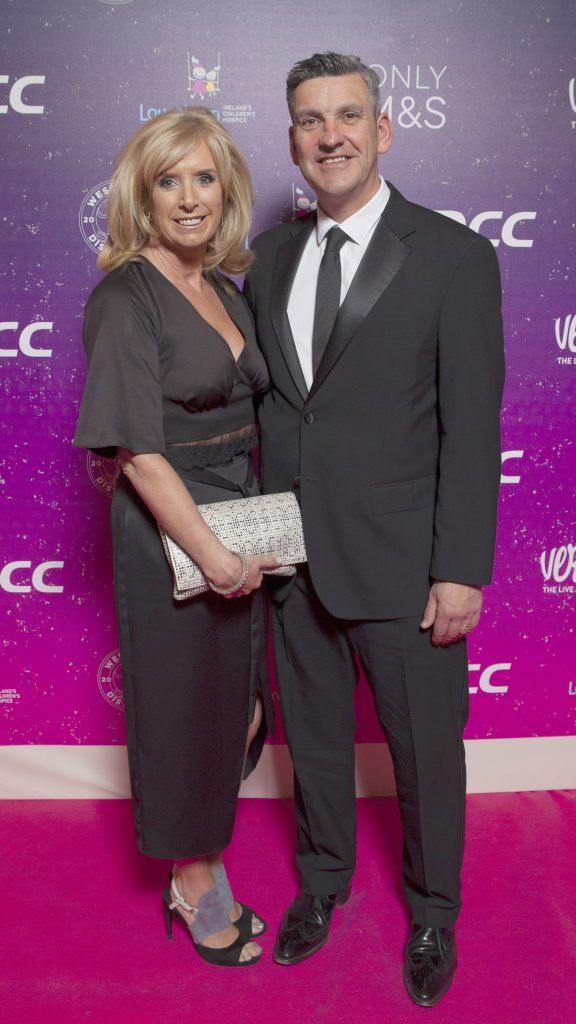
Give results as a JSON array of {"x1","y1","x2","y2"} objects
[
  {"x1": 98, "y1": 650, "x2": 123, "y2": 710},
  {"x1": 98, "y1": 1, "x2": 133, "y2": 6},
  {"x1": 79, "y1": 180, "x2": 111, "y2": 254},
  {"x1": 87, "y1": 452, "x2": 120, "y2": 497}
]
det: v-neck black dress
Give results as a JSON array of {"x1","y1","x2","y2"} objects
[{"x1": 74, "y1": 258, "x2": 273, "y2": 858}]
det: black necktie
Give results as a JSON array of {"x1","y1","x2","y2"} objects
[{"x1": 311, "y1": 225, "x2": 349, "y2": 376}]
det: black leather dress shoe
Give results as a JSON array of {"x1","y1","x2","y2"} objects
[
  {"x1": 403, "y1": 922, "x2": 457, "y2": 1006},
  {"x1": 273, "y1": 885, "x2": 351, "y2": 965}
]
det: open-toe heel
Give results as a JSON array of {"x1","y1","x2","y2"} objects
[
  {"x1": 162, "y1": 875, "x2": 262, "y2": 968},
  {"x1": 212, "y1": 862, "x2": 267, "y2": 940}
]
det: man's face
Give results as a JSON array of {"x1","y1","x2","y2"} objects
[{"x1": 289, "y1": 73, "x2": 392, "y2": 219}]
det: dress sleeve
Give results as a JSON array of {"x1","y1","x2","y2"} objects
[{"x1": 73, "y1": 272, "x2": 166, "y2": 458}]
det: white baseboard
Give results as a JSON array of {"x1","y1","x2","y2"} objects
[{"x1": 1, "y1": 738, "x2": 575, "y2": 799}]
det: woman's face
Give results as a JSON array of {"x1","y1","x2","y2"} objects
[{"x1": 148, "y1": 140, "x2": 223, "y2": 257}]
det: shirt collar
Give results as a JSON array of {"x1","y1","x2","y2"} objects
[{"x1": 315, "y1": 177, "x2": 390, "y2": 246}]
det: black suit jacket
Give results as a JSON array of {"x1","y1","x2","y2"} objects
[{"x1": 244, "y1": 183, "x2": 505, "y2": 619}]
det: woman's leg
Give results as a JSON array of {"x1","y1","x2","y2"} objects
[
  {"x1": 246, "y1": 694, "x2": 263, "y2": 751},
  {"x1": 172, "y1": 855, "x2": 262, "y2": 962},
  {"x1": 205, "y1": 697, "x2": 266, "y2": 933}
]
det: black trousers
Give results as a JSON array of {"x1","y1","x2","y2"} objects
[{"x1": 271, "y1": 568, "x2": 469, "y2": 928}]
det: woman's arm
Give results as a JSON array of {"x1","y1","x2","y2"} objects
[{"x1": 118, "y1": 449, "x2": 276, "y2": 595}]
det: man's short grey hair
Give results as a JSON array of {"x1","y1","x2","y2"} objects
[{"x1": 286, "y1": 51, "x2": 381, "y2": 120}]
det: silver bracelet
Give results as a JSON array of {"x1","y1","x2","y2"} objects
[{"x1": 207, "y1": 552, "x2": 249, "y2": 595}]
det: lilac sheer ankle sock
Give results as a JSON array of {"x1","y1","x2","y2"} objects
[
  {"x1": 168, "y1": 875, "x2": 230, "y2": 944},
  {"x1": 212, "y1": 862, "x2": 235, "y2": 911}
]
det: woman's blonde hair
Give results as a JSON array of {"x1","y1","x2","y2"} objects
[{"x1": 98, "y1": 108, "x2": 254, "y2": 282}]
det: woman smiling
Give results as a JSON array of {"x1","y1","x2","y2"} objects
[{"x1": 74, "y1": 109, "x2": 275, "y2": 967}]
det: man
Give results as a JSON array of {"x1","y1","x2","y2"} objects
[{"x1": 244, "y1": 52, "x2": 504, "y2": 1006}]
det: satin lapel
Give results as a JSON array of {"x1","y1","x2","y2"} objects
[
  {"x1": 270, "y1": 218, "x2": 315, "y2": 401},
  {"x1": 309, "y1": 213, "x2": 412, "y2": 399}
]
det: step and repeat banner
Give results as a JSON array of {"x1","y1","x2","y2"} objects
[{"x1": 1, "y1": 0, "x2": 574, "y2": 786}]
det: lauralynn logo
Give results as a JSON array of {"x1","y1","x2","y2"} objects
[
  {"x1": 79, "y1": 180, "x2": 110, "y2": 254},
  {"x1": 87, "y1": 452, "x2": 120, "y2": 497},
  {"x1": 292, "y1": 184, "x2": 317, "y2": 219},
  {"x1": 97, "y1": 650, "x2": 123, "y2": 710},
  {"x1": 370, "y1": 62, "x2": 447, "y2": 129},
  {"x1": 541, "y1": 543, "x2": 576, "y2": 594},
  {"x1": 570, "y1": 78, "x2": 576, "y2": 129},
  {"x1": 188, "y1": 53, "x2": 221, "y2": 100},
  {"x1": 98, "y1": 1, "x2": 133, "y2": 6},
  {"x1": 555, "y1": 314, "x2": 576, "y2": 365},
  {"x1": 139, "y1": 51, "x2": 221, "y2": 122},
  {"x1": 188, "y1": 51, "x2": 257, "y2": 126}
]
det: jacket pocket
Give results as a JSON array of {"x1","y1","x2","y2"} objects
[{"x1": 370, "y1": 474, "x2": 437, "y2": 515}]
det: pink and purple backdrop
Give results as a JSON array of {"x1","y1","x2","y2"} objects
[{"x1": 1, "y1": 0, "x2": 574, "y2": 751}]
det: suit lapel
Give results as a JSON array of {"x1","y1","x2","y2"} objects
[
  {"x1": 309, "y1": 185, "x2": 415, "y2": 399},
  {"x1": 270, "y1": 217, "x2": 315, "y2": 401}
]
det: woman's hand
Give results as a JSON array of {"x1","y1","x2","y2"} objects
[
  {"x1": 207, "y1": 552, "x2": 279, "y2": 599},
  {"x1": 117, "y1": 450, "x2": 279, "y2": 599}
]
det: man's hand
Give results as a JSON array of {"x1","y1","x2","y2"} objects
[{"x1": 420, "y1": 581, "x2": 483, "y2": 646}]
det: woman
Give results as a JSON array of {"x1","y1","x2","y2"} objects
[{"x1": 74, "y1": 109, "x2": 277, "y2": 967}]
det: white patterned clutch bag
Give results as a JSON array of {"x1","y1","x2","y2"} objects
[{"x1": 159, "y1": 490, "x2": 307, "y2": 600}]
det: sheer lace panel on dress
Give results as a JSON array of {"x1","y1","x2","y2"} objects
[{"x1": 166, "y1": 424, "x2": 258, "y2": 469}]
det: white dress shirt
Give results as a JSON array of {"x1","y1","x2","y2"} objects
[{"x1": 287, "y1": 177, "x2": 391, "y2": 389}]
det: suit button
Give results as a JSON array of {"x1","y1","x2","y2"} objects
[
  {"x1": 304, "y1": 412, "x2": 315, "y2": 424},
  {"x1": 293, "y1": 476, "x2": 301, "y2": 488}
]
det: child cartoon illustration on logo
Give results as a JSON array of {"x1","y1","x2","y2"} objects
[
  {"x1": 205, "y1": 65, "x2": 221, "y2": 96},
  {"x1": 190, "y1": 65, "x2": 207, "y2": 98},
  {"x1": 293, "y1": 185, "x2": 317, "y2": 218},
  {"x1": 188, "y1": 54, "x2": 221, "y2": 99}
]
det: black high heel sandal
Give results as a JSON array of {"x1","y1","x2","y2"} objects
[{"x1": 163, "y1": 875, "x2": 262, "y2": 968}]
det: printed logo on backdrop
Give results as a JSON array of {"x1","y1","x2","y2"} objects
[
  {"x1": 139, "y1": 103, "x2": 177, "y2": 123},
  {"x1": 221, "y1": 102, "x2": 254, "y2": 126},
  {"x1": 79, "y1": 181, "x2": 110, "y2": 254},
  {"x1": 87, "y1": 453, "x2": 120, "y2": 497},
  {"x1": 437, "y1": 210, "x2": 537, "y2": 248},
  {"x1": 189, "y1": 50, "x2": 254, "y2": 126},
  {"x1": 540, "y1": 543, "x2": 576, "y2": 594},
  {"x1": 555, "y1": 314, "x2": 576, "y2": 365},
  {"x1": 188, "y1": 53, "x2": 221, "y2": 101},
  {"x1": 0, "y1": 561, "x2": 64, "y2": 593},
  {"x1": 98, "y1": 1, "x2": 133, "y2": 5},
  {"x1": 0, "y1": 321, "x2": 53, "y2": 358},
  {"x1": 370, "y1": 63, "x2": 447, "y2": 130},
  {"x1": 139, "y1": 50, "x2": 253, "y2": 126},
  {"x1": 468, "y1": 663, "x2": 511, "y2": 695},
  {"x1": 292, "y1": 185, "x2": 317, "y2": 219},
  {"x1": 569, "y1": 79, "x2": 576, "y2": 129},
  {"x1": 0, "y1": 688, "x2": 21, "y2": 707},
  {"x1": 0, "y1": 75, "x2": 46, "y2": 115},
  {"x1": 97, "y1": 650, "x2": 123, "y2": 710},
  {"x1": 501, "y1": 450, "x2": 524, "y2": 485},
  {"x1": 139, "y1": 53, "x2": 221, "y2": 121}
]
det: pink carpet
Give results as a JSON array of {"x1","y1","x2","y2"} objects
[{"x1": 1, "y1": 792, "x2": 574, "y2": 1023}]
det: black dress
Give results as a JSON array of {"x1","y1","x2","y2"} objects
[{"x1": 74, "y1": 258, "x2": 273, "y2": 858}]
